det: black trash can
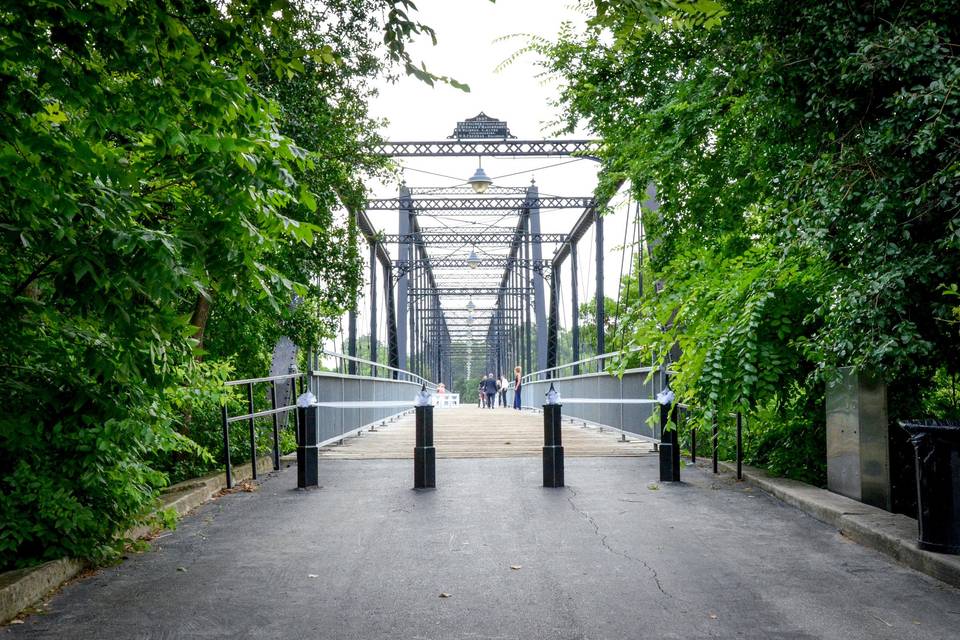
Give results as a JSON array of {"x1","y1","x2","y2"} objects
[{"x1": 899, "y1": 420, "x2": 960, "y2": 554}]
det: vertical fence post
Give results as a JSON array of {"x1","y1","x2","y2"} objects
[
  {"x1": 221, "y1": 403, "x2": 232, "y2": 489},
  {"x1": 291, "y1": 377, "x2": 300, "y2": 443},
  {"x1": 690, "y1": 411, "x2": 697, "y2": 463},
  {"x1": 270, "y1": 381, "x2": 280, "y2": 471},
  {"x1": 712, "y1": 410, "x2": 719, "y2": 474},
  {"x1": 619, "y1": 377, "x2": 627, "y2": 442},
  {"x1": 247, "y1": 382, "x2": 257, "y2": 480},
  {"x1": 736, "y1": 411, "x2": 743, "y2": 480}
]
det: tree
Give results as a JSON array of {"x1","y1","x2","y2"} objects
[
  {"x1": 0, "y1": 0, "x2": 451, "y2": 570},
  {"x1": 535, "y1": 1, "x2": 960, "y2": 481}
]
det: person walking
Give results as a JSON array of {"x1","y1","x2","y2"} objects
[
  {"x1": 478, "y1": 376, "x2": 485, "y2": 408},
  {"x1": 513, "y1": 366, "x2": 522, "y2": 410},
  {"x1": 498, "y1": 374, "x2": 508, "y2": 407},
  {"x1": 483, "y1": 372, "x2": 497, "y2": 409}
]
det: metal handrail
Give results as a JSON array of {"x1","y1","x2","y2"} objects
[
  {"x1": 523, "y1": 351, "x2": 623, "y2": 382},
  {"x1": 224, "y1": 372, "x2": 303, "y2": 387},
  {"x1": 521, "y1": 351, "x2": 746, "y2": 481},
  {"x1": 317, "y1": 349, "x2": 437, "y2": 387},
  {"x1": 522, "y1": 347, "x2": 659, "y2": 384},
  {"x1": 220, "y1": 352, "x2": 431, "y2": 489}
]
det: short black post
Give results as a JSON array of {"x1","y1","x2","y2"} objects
[
  {"x1": 414, "y1": 403, "x2": 435, "y2": 488},
  {"x1": 736, "y1": 411, "x2": 743, "y2": 480},
  {"x1": 712, "y1": 411, "x2": 719, "y2": 474},
  {"x1": 543, "y1": 403, "x2": 564, "y2": 487},
  {"x1": 296, "y1": 403, "x2": 320, "y2": 489},
  {"x1": 659, "y1": 403, "x2": 680, "y2": 482}
]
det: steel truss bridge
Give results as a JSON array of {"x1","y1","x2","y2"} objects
[{"x1": 284, "y1": 121, "x2": 654, "y2": 392}]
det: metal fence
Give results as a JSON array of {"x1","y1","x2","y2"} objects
[
  {"x1": 220, "y1": 350, "x2": 434, "y2": 487},
  {"x1": 436, "y1": 393, "x2": 460, "y2": 407},
  {"x1": 520, "y1": 353, "x2": 667, "y2": 442},
  {"x1": 519, "y1": 352, "x2": 745, "y2": 478}
]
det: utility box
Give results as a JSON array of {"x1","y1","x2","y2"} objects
[{"x1": 826, "y1": 367, "x2": 891, "y2": 510}]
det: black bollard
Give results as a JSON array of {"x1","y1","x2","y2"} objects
[
  {"x1": 296, "y1": 403, "x2": 320, "y2": 489},
  {"x1": 543, "y1": 403, "x2": 564, "y2": 487},
  {"x1": 414, "y1": 403, "x2": 435, "y2": 488},
  {"x1": 658, "y1": 402, "x2": 680, "y2": 482}
]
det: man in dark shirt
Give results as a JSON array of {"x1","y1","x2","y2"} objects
[{"x1": 483, "y1": 373, "x2": 498, "y2": 409}]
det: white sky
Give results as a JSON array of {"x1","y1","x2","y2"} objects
[{"x1": 332, "y1": 0, "x2": 640, "y2": 364}]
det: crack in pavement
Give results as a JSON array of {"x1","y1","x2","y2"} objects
[{"x1": 565, "y1": 486, "x2": 672, "y2": 599}]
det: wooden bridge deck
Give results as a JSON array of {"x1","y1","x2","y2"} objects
[{"x1": 317, "y1": 405, "x2": 656, "y2": 459}]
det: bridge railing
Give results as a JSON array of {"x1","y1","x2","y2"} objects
[
  {"x1": 220, "y1": 351, "x2": 434, "y2": 487},
  {"x1": 520, "y1": 353, "x2": 667, "y2": 442},
  {"x1": 435, "y1": 393, "x2": 460, "y2": 407},
  {"x1": 520, "y1": 354, "x2": 746, "y2": 478}
]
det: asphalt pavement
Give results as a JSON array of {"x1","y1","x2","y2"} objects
[{"x1": 4, "y1": 456, "x2": 959, "y2": 639}]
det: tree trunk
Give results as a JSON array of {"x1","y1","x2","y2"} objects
[
  {"x1": 180, "y1": 292, "x2": 215, "y2": 440},
  {"x1": 190, "y1": 293, "x2": 214, "y2": 356}
]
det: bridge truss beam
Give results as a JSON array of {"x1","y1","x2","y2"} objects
[
  {"x1": 359, "y1": 132, "x2": 619, "y2": 391},
  {"x1": 374, "y1": 139, "x2": 600, "y2": 159},
  {"x1": 382, "y1": 232, "x2": 568, "y2": 246},
  {"x1": 366, "y1": 196, "x2": 594, "y2": 212}
]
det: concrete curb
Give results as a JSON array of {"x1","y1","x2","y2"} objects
[
  {"x1": 0, "y1": 455, "x2": 278, "y2": 625},
  {"x1": 712, "y1": 460, "x2": 960, "y2": 589}
]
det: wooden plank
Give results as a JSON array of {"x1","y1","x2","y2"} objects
[{"x1": 317, "y1": 406, "x2": 655, "y2": 460}]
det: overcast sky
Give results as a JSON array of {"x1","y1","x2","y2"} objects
[{"x1": 333, "y1": 0, "x2": 640, "y2": 368}]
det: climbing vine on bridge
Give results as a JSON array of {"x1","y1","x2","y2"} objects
[
  {"x1": 537, "y1": 1, "x2": 960, "y2": 482},
  {"x1": 0, "y1": 0, "x2": 456, "y2": 571}
]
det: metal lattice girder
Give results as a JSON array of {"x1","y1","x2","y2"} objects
[
  {"x1": 374, "y1": 139, "x2": 600, "y2": 158},
  {"x1": 393, "y1": 258, "x2": 552, "y2": 271},
  {"x1": 366, "y1": 197, "x2": 594, "y2": 212},
  {"x1": 408, "y1": 185, "x2": 532, "y2": 196},
  {"x1": 419, "y1": 309, "x2": 500, "y2": 316},
  {"x1": 408, "y1": 287, "x2": 533, "y2": 297},
  {"x1": 381, "y1": 232, "x2": 568, "y2": 245}
]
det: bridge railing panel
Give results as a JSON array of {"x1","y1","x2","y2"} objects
[
  {"x1": 220, "y1": 351, "x2": 432, "y2": 488},
  {"x1": 521, "y1": 356, "x2": 664, "y2": 442}
]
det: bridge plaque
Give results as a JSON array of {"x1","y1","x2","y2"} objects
[{"x1": 449, "y1": 112, "x2": 516, "y2": 140}]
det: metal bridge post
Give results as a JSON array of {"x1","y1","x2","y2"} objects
[
  {"x1": 659, "y1": 398, "x2": 680, "y2": 482},
  {"x1": 347, "y1": 309, "x2": 357, "y2": 374},
  {"x1": 547, "y1": 263, "x2": 559, "y2": 373},
  {"x1": 369, "y1": 242, "x2": 378, "y2": 373},
  {"x1": 528, "y1": 183, "x2": 548, "y2": 372},
  {"x1": 509, "y1": 266, "x2": 517, "y2": 371},
  {"x1": 594, "y1": 207, "x2": 605, "y2": 358},
  {"x1": 296, "y1": 393, "x2": 320, "y2": 489},
  {"x1": 410, "y1": 253, "x2": 418, "y2": 376},
  {"x1": 570, "y1": 240, "x2": 580, "y2": 374},
  {"x1": 385, "y1": 264, "x2": 400, "y2": 377},
  {"x1": 523, "y1": 214, "x2": 532, "y2": 374},
  {"x1": 397, "y1": 185, "x2": 411, "y2": 370},
  {"x1": 543, "y1": 396, "x2": 564, "y2": 487},
  {"x1": 414, "y1": 402, "x2": 436, "y2": 488}
]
